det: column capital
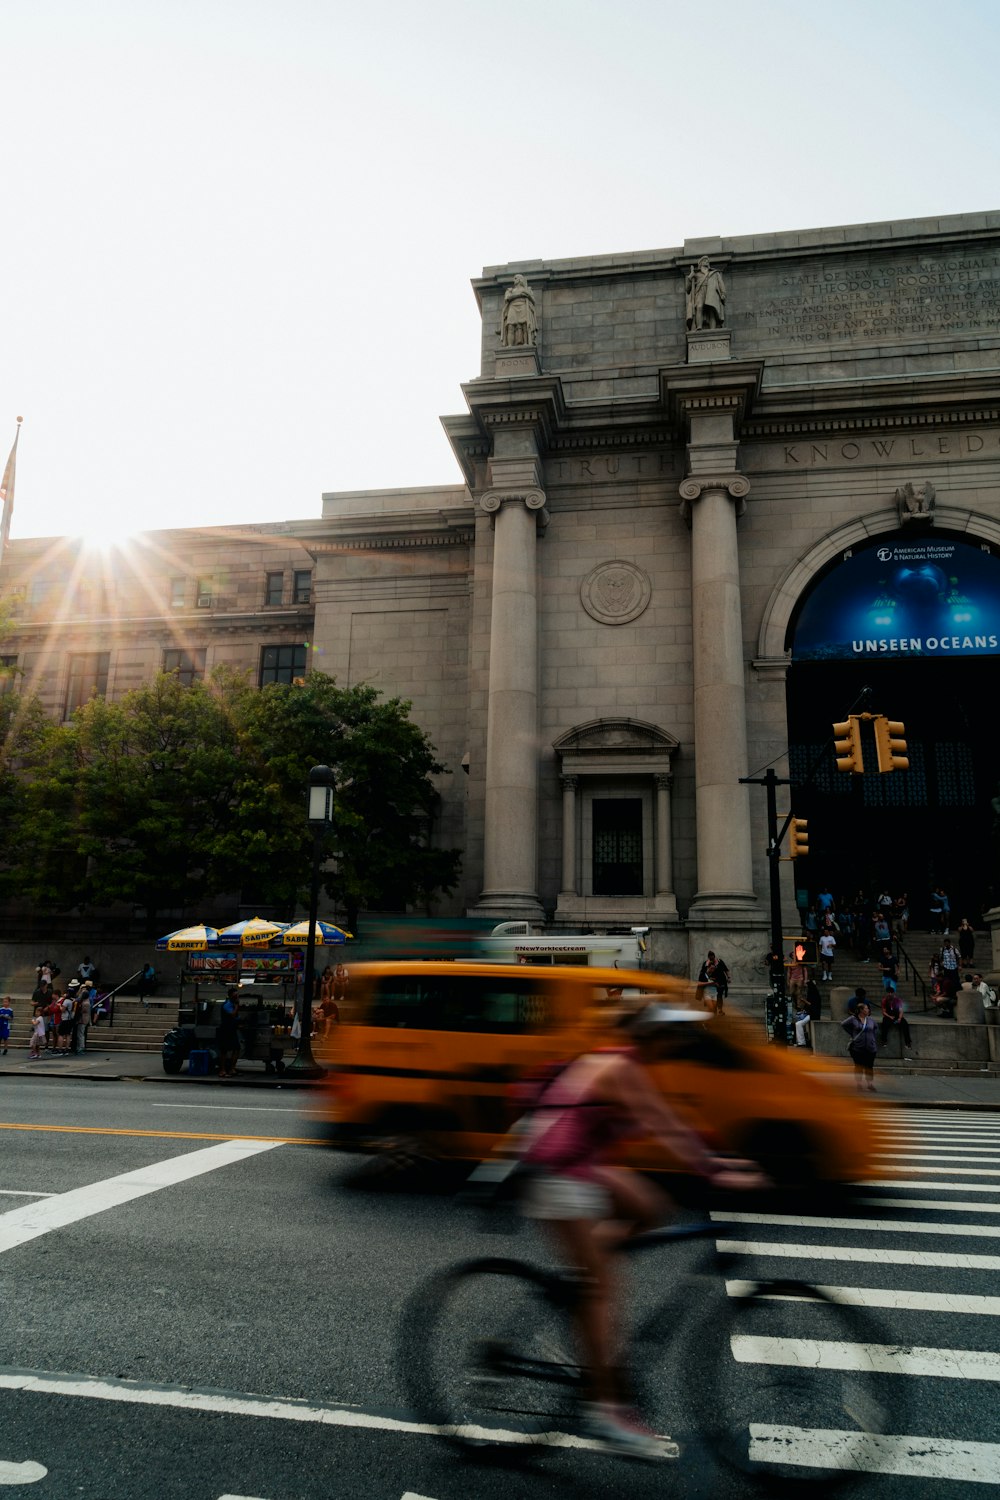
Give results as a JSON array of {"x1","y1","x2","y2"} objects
[
  {"x1": 560, "y1": 773, "x2": 579, "y2": 790},
  {"x1": 654, "y1": 772, "x2": 674, "y2": 790},
  {"x1": 678, "y1": 473, "x2": 750, "y2": 525},
  {"x1": 478, "y1": 489, "x2": 548, "y2": 530}
]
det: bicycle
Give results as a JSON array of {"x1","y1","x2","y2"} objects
[{"x1": 398, "y1": 1194, "x2": 897, "y2": 1495}]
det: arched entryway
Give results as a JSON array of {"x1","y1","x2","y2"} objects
[{"x1": 760, "y1": 511, "x2": 1000, "y2": 926}]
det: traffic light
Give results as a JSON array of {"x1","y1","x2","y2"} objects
[
  {"x1": 833, "y1": 715, "x2": 864, "y2": 774},
  {"x1": 873, "y1": 715, "x2": 909, "y2": 773},
  {"x1": 788, "y1": 817, "x2": 809, "y2": 859}
]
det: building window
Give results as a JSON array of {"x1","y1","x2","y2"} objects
[
  {"x1": 0, "y1": 654, "x2": 16, "y2": 694},
  {"x1": 196, "y1": 578, "x2": 214, "y2": 608},
  {"x1": 170, "y1": 577, "x2": 187, "y2": 608},
  {"x1": 265, "y1": 572, "x2": 284, "y2": 607},
  {"x1": 592, "y1": 798, "x2": 643, "y2": 895},
  {"x1": 64, "y1": 652, "x2": 110, "y2": 718},
  {"x1": 260, "y1": 644, "x2": 307, "y2": 686},
  {"x1": 162, "y1": 648, "x2": 206, "y2": 688},
  {"x1": 293, "y1": 569, "x2": 312, "y2": 604}
]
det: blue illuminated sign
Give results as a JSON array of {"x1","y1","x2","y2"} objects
[{"x1": 792, "y1": 535, "x2": 1000, "y2": 661}]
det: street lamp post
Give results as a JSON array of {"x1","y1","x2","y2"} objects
[{"x1": 287, "y1": 764, "x2": 335, "y2": 1078}]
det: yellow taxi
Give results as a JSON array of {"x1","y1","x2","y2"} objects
[{"x1": 321, "y1": 961, "x2": 874, "y2": 1186}]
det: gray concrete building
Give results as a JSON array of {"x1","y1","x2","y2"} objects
[{"x1": 4, "y1": 209, "x2": 1000, "y2": 974}]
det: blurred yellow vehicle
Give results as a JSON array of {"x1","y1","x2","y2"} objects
[{"x1": 321, "y1": 961, "x2": 874, "y2": 1187}]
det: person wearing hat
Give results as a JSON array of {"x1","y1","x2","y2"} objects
[
  {"x1": 515, "y1": 995, "x2": 766, "y2": 1459},
  {"x1": 58, "y1": 983, "x2": 79, "y2": 1054}
]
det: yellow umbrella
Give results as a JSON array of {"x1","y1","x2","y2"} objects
[
  {"x1": 217, "y1": 918, "x2": 288, "y2": 948},
  {"x1": 279, "y1": 919, "x2": 352, "y2": 946},
  {"x1": 155, "y1": 923, "x2": 220, "y2": 952}
]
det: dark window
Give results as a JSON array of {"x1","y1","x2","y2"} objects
[
  {"x1": 592, "y1": 798, "x2": 643, "y2": 895},
  {"x1": 65, "y1": 652, "x2": 110, "y2": 718},
  {"x1": 293, "y1": 569, "x2": 312, "y2": 604},
  {"x1": 259, "y1": 643, "x2": 307, "y2": 686},
  {"x1": 162, "y1": 648, "x2": 206, "y2": 687},
  {"x1": 367, "y1": 974, "x2": 551, "y2": 1033},
  {"x1": 0, "y1": 654, "x2": 16, "y2": 694},
  {"x1": 265, "y1": 572, "x2": 284, "y2": 606},
  {"x1": 170, "y1": 577, "x2": 187, "y2": 608}
]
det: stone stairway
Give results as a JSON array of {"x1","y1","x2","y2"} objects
[{"x1": 5, "y1": 998, "x2": 174, "y2": 1056}]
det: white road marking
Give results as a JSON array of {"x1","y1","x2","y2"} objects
[
  {"x1": 152, "y1": 1104, "x2": 302, "y2": 1113},
  {"x1": 0, "y1": 1367, "x2": 676, "y2": 1456},
  {"x1": 401, "y1": 1494, "x2": 440, "y2": 1499},
  {"x1": 734, "y1": 1335, "x2": 1000, "y2": 1381},
  {"x1": 862, "y1": 1179, "x2": 1000, "y2": 1193},
  {"x1": 748, "y1": 1426, "x2": 1000, "y2": 1483},
  {"x1": 0, "y1": 1140, "x2": 281, "y2": 1254},
  {"x1": 874, "y1": 1151, "x2": 1000, "y2": 1163},
  {"x1": 863, "y1": 1196, "x2": 1000, "y2": 1214},
  {"x1": 0, "y1": 1191, "x2": 54, "y2": 1199},
  {"x1": 0, "y1": 1460, "x2": 47, "y2": 1485},
  {"x1": 714, "y1": 1210, "x2": 1000, "y2": 1239},
  {"x1": 871, "y1": 1164, "x2": 1000, "y2": 1177},
  {"x1": 218, "y1": 1494, "x2": 271, "y2": 1499},
  {"x1": 717, "y1": 1239, "x2": 1000, "y2": 1270},
  {"x1": 726, "y1": 1281, "x2": 1000, "y2": 1316}
]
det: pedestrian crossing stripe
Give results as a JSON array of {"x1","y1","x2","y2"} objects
[
  {"x1": 726, "y1": 1282, "x2": 1000, "y2": 1316},
  {"x1": 748, "y1": 1428, "x2": 1000, "y2": 1484},
  {"x1": 733, "y1": 1336, "x2": 1000, "y2": 1381}
]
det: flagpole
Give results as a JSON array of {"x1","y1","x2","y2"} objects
[{"x1": 0, "y1": 416, "x2": 23, "y2": 565}]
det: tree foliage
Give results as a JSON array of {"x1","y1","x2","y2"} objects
[{"x1": 9, "y1": 669, "x2": 461, "y2": 928}]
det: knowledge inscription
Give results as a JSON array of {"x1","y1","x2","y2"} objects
[{"x1": 735, "y1": 249, "x2": 1000, "y2": 345}]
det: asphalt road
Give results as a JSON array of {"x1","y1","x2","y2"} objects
[{"x1": 1, "y1": 1078, "x2": 999, "y2": 1498}]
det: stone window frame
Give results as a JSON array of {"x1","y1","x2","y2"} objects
[
  {"x1": 64, "y1": 651, "x2": 110, "y2": 720},
  {"x1": 264, "y1": 571, "x2": 285, "y2": 607},
  {"x1": 259, "y1": 642, "x2": 307, "y2": 687},
  {"x1": 553, "y1": 718, "x2": 678, "y2": 915}
]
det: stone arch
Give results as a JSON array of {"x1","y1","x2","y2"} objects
[{"x1": 756, "y1": 505, "x2": 1000, "y2": 663}]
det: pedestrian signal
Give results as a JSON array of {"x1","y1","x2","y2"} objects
[
  {"x1": 785, "y1": 937, "x2": 817, "y2": 967},
  {"x1": 788, "y1": 817, "x2": 809, "y2": 859},
  {"x1": 832, "y1": 716, "x2": 864, "y2": 774},
  {"x1": 873, "y1": 715, "x2": 909, "y2": 773}
]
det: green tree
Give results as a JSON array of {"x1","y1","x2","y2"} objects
[
  {"x1": 15, "y1": 669, "x2": 461, "y2": 930},
  {"x1": 0, "y1": 689, "x2": 56, "y2": 898}
]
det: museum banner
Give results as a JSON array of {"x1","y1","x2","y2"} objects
[{"x1": 792, "y1": 534, "x2": 1000, "y2": 661}]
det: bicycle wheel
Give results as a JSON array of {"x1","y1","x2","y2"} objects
[
  {"x1": 686, "y1": 1278, "x2": 894, "y2": 1496},
  {"x1": 398, "y1": 1256, "x2": 582, "y2": 1455}
]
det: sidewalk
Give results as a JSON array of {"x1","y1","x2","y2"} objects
[
  {"x1": 0, "y1": 1048, "x2": 324, "y2": 1089},
  {"x1": 1, "y1": 1046, "x2": 997, "y2": 1106}
]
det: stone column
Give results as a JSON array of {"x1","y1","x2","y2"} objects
[
  {"x1": 679, "y1": 472, "x2": 756, "y2": 918},
  {"x1": 654, "y1": 773, "x2": 674, "y2": 897},
  {"x1": 474, "y1": 487, "x2": 547, "y2": 919},
  {"x1": 560, "y1": 775, "x2": 579, "y2": 897}
]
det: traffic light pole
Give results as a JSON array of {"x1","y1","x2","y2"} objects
[{"x1": 739, "y1": 766, "x2": 793, "y2": 1045}]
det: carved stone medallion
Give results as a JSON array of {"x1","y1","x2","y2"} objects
[{"x1": 580, "y1": 560, "x2": 651, "y2": 626}]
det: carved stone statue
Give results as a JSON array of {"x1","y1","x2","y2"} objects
[
  {"x1": 499, "y1": 274, "x2": 538, "y2": 347},
  {"x1": 895, "y1": 480, "x2": 936, "y2": 525},
  {"x1": 685, "y1": 257, "x2": 726, "y2": 330}
]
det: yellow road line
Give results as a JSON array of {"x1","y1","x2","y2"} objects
[{"x1": 0, "y1": 1122, "x2": 321, "y2": 1145}]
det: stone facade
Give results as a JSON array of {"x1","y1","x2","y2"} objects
[{"x1": 4, "y1": 210, "x2": 1000, "y2": 975}]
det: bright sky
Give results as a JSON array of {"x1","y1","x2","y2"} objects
[{"x1": 3, "y1": 0, "x2": 998, "y2": 542}]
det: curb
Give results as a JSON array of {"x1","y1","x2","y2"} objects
[{"x1": 0, "y1": 1064, "x2": 323, "y2": 1089}]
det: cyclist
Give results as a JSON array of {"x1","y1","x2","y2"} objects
[{"x1": 515, "y1": 994, "x2": 766, "y2": 1460}]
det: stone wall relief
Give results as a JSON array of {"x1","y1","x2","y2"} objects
[
  {"x1": 580, "y1": 560, "x2": 651, "y2": 625},
  {"x1": 895, "y1": 480, "x2": 937, "y2": 526}
]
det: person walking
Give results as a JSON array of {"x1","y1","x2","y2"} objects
[
  {"x1": 74, "y1": 984, "x2": 92, "y2": 1053},
  {"x1": 28, "y1": 1005, "x2": 46, "y2": 1059},
  {"x1": 0, "y1": 996, "x2": 13, "y2": 1055},
  {"x1": 957, "y1": 918, "x2": 976, "y2": 966},
  {"x1": 880, "y1": 986, "x2": 912, "y2": 1055},
  {"x1": 819, "y1": 929, "x2": 837, "y2": 983},
  {"x1": 217, "y1": 989, "x2": 240, "y2": 1078},
  {"x1": 842, "y1": 1001, "x2": 879, "y2": 1092},
  {"x1": 939, "y1": 937, "x2": 961, "y2": 993}
]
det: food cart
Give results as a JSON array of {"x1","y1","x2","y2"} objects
[{"x1": 161, "y1": 949, "x2": 300, "y2": 1075}]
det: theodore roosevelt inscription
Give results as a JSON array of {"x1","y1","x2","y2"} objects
[{"x1": 735, "y1": 250, "x2": 1000, "y2": 345}]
